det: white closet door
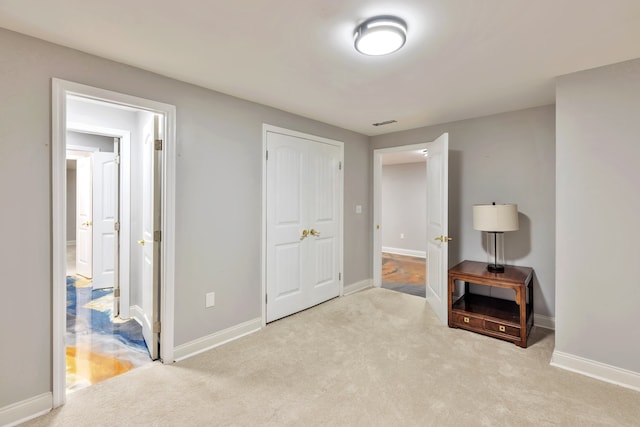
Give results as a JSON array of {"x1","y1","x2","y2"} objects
[
  {"x1": 266, "y1": 133, "x2": 308, "y2": 322},
  {"x1": 266, "y1": 131, "x2": 342, "y2": 322},
  {"x1": 307, "y1": 142, "x2": 341, "y2": 306}
]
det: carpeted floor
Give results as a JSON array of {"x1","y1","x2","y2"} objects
[{"x1": 25, "y1": 288, "x2": 640, "y2": 426}]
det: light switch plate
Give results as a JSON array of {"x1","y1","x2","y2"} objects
[{"x1": 206, "y1": 292, "x2": 215, "y2": 308}]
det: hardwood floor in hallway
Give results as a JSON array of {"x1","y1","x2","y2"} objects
[{"x1": 381, "y1": 252, "x2": 426, "y2": 297}]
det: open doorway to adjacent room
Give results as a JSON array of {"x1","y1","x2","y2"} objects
[
  {"x1": 65, "y1": 126, "x2": 151, "y2": 393},
  {"x1": 377, "y1": 148, "x2": 427, "y2": 297},
  {"x1": 52, "y1": 79, "x2": 177, "y2": 407},
  {"x1": 373, "y1": 134, "x2": 450, "y2": 322}
]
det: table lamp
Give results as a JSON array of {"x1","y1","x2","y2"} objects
[{"x1": 473, "y1": 203, "x2": 519, "y2": 273}]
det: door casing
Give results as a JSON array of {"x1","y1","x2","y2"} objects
[{"x1": 52, "y1": 78, "x2": 177, "y2": 408}]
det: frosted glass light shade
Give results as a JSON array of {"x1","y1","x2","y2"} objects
[
  {"x1": 354, "y1": 16, "x2": 407, "y2": 56},
  {"x1": 473, "y1": 204, "x2": 519, "y2": 232}
]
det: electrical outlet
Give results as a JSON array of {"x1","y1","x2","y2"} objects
[{"x1": 205, "y1": 292, "x2": 215, "y2": 308}]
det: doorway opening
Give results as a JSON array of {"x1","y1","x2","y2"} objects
[
  {"x1": 378, "y1": 148, "x2": 428, "y2": 297},
  {"x1": 65, "y1": 130, "x2": 151, "y2": 393},
  {"x1": 52, "y1": 79, "x2": 177, "y2": 407},
  {"x1": 373, "y1": 134, "x2": 450, "y2": 324}
]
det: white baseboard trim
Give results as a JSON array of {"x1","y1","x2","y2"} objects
[
  {"x1": 173, "y1": 317, "x2": 262, "y2": 362},
  {"x1": 343, "y1": 279, "x2": 373, "y2": 296},
  {"x1": 534, "y1": 314, "x2": 555, "y2": 330},
  {"x1": 66, "y1": 240, "x2": 76, "y2": 246},
  {"x1": 130, "y1": 304, "x2": 144, "y2": 327},
  {"x1": 382, "y1": 247, "x2": 426, "y2": 259},
  {"x1": 551, "y1": 350, "x2": 640, "y2": 392},
  {"x1": 0, "y1": 392, "x2": 51, "y2": 427}
]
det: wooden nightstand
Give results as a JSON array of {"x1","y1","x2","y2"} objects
[{"x1": 448, "y1": 260, "x2": 533, "y2": 348}]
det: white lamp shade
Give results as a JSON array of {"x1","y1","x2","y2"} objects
[{"x1": 473, "y1": 204, "x2": 519, "y2": 232}]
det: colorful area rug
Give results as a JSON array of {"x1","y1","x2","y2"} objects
[{"x1": 66, "y1": 276, "x2": 151, "y2": 392}]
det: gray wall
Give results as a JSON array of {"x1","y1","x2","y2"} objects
[
  {"x1": 0, "y1": 28, "x2": 370, "y2": 407},
  {"x1": 381, "y1": 162, "x2": 426, "y2": 253},
  {"x1": 371, "y1": 106, "x2": 556, "y2": 319},
  {"x1": 555, "y1": 59, "x2": 640, "y2": 372}
]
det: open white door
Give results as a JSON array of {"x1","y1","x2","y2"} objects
[
  {"x1": 91, "y1": 151, "x2": 117, "y2": 289},
  {"x1": 112, "y1": 138, "x2": 121, "y2": 315},
  {"x1": 139, "y1": 114, "x2": 161, "y2": 359},
  {"x1": 425, "y1": 133, "x2": 450, "y2": 324},
  {"x1": 76, "y1": 156, "x2": 92, "y2": 278}
]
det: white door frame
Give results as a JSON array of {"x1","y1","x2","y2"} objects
[
  {"x1": 261, "y1": 124, "x2": 345, "y2": 327},
  {"x1": 372, "y1": 143, "x2": 429, "y2": 288},
  {"x1": 52, "y1": 78, "x2": 177, "y2": 407},
  {"x1": 68, "y1": 125, "x2": 130, "y2": 311}
]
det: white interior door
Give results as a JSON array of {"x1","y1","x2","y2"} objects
[
  {"x1": 266, "y1": 131, "x2": 342, "y2": 322},
  {"x1": 112, "y1": 138, "x2": 121, "y2": 314},
  {"x1": 266, "y1": 133, "x2": 308, "y2": 322},
  {"x1": 308, "y1": 142, "x2": 341, "y2": 305},
  {"x1": 76, "y1": 156, "x2": 92, "y2": 278},
  {"x1": 91, "y1": 152, "x2": 117, "y2": 289},
  {"x1": 140, "y1": 115, "x2": 161, "y2": 359},
  {"x1": 425, "y1": 133, "x2": 449, "y2": 324}
]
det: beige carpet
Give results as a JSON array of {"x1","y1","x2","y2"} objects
[{"x1": 25, "y1": 288, "x2": 639, "y2": 426}]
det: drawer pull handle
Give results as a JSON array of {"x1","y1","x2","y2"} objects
[
  {"x1": 499, "y1": 325, "x2": 506, "y2": 332},
  {"x1": 463, "y1": 317, "x2": 470, "y2": 323}
]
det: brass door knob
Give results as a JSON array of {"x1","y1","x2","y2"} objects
[
  {"x1": 137, "y1": 239, "x2": 145, "y2": 246},
  {"x1": 300, "y1": 230, "x2": 309, "y2": 240},
  {"x1": 434, "y1": 235, "x2": 453, "y2": 242},
  {"x1": 81, "y1": 221, "x2": 93, "y2": 227},
  {"x1": 310, "y1": 228, "x2": 320, "y2": 237}
]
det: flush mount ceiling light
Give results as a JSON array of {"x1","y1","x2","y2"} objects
[{"x1": 354, "y1": 16, "x2": 407, "y2": 56}]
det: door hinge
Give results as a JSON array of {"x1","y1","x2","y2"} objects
[
  {"x1": 114, "y1": 288, "x2": 120, "y2": 298},
  {"x1": 339, "y1": 161, "x2": 342, "y2": 170},
  {"x1": 266, "y1": 150, "x2": 269, "y2": 160},
  {"x1": 155, "y1": 139, "x2": 163, "y2": 151},
  {"x1": 114, "y1": 221, "x2": 120, "y2": 232},
  {"x1": 339, "y1": 272, "x2": 342, "y2": 281},
  {"x1": 153, "y1": 321, "x2": 161, "y2": 333},
  {"x1": 115, "y1": 155, "x2": 121, "y2": 165},
  {"x1": 154, "y1": 230, "x2": 162, "y2": 242}
]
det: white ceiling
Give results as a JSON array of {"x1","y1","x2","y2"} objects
[{"x1": 1, "y1": 1, "x2": 640, "y2": 136}]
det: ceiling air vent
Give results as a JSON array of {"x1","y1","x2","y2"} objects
[{"x1": 372, "y1": 119, "x2": 398, "y2": 127}]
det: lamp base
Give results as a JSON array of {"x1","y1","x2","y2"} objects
[{"x1": 487, "y1": 264, "x2": 505, "y2": 273}]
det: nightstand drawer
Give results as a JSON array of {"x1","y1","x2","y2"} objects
[
  {"x1": 452, "y1": 312, "x2": 483, "y2": 329},
  {"x1": 485, "y1": 320, "x2": 520, "y2": 337}
]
